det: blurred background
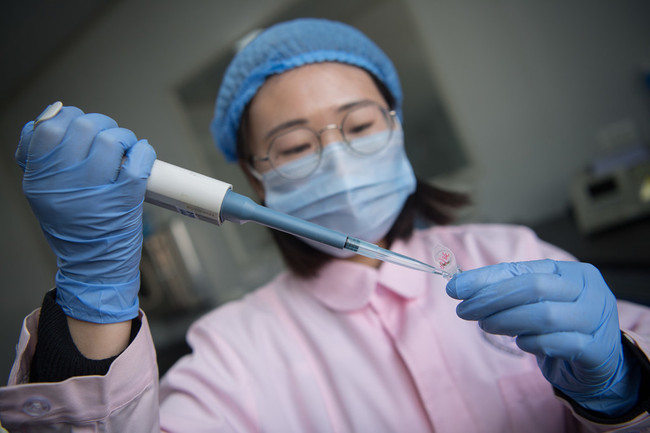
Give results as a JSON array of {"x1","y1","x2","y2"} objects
[{"x1": 1, "y1": 0, "x2": 649, "y2": 382}]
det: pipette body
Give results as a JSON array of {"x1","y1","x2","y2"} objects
[
  {"x1": 145, "y1": 160, "x2": 348, "y2": 248},
  {"x1": 145, "y1": 160, "x2": 452, "y2": 276}
]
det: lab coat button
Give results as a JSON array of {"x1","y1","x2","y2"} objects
[{"x1": 22, "y1": 397, "x2": 51, "y2": 416}]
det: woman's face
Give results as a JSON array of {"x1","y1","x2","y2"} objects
[{"x1": 243, "y1": 62, "x2": 388, "y2": 200}]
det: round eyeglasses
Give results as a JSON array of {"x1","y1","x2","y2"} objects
[{"x1": 249, "y1": 101, "x2": 398, "y2": 180}]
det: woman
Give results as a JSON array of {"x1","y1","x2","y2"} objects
[{"x1": 1, "y1": 18, "x2": 648, "y2": 432}]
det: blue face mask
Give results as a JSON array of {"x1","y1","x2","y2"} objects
[{"x1": 262, "y1": 130, "x2": 417, "y2": 257}]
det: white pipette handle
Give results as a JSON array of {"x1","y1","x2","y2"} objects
[
  {"x1": 31, "y1": 102, "x2": 234, "y2": 226},
  {"x1": 145, "y1": 160, "x2": 348, "y2": 248},
  {"x1": 145, "y1": 160, "x2": 232, "y2": 225}
]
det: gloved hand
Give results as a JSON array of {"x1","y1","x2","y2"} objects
[
  {"x1": 16, "y1": 103, "x2": 156, "y2": 323},
  {"x1": 446, "y1": 260, "x2": 641, "y2": 416}
]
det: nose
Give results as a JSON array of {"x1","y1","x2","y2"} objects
[{"x1": 318, "y1": 124, "x2": 343, "y2": 146}]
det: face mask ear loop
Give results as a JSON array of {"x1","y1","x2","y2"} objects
[
  {"x1": 391, "y1": 112, "x2": 402, "y2": 132},
  {"x1": 247, "y1": 161, "x2": 264, "y2": 181}
]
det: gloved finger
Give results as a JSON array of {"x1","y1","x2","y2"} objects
[
  {"x1": 478, "y1": 300, "x2": 600, "y2": 336},
  {"x1": 15, "y1": 122, "x2": 36, "y2": 171},
  {"x1": 85, "y1": 128, "x2": 139, "y2": 184},
  {"x1": 455, "y1": 272, "x2": 581, "y2": 320},
  {"x1": 515, "y1": 332, "x2": 603, "y2": 367},
  {"x1": 447, "y1": 259, "x2": 564, "y2": 300},
  {"x1": 117, "y1": 139, "x2": 156, "y2": 185},
  {"x1": 56, "y1": 113, "x2": 119, "y2": 164},
  {"x1": 16, "y1": 106, "x2": 84, "y2": 169}
]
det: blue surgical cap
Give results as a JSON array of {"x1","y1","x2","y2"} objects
[{"x1": 211, "y1": 18, "x2": 403, "y2": 162}]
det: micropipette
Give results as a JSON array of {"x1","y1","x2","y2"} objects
[
  {"x1": 343, "y1": 237, "x2": 456, "y2": 278},
  {"x1": 146, "y1": 160, "x2": 455, "y2": 277},
  {"x1": 31, "y1": 102, "x2": 455, "y2": 277}
]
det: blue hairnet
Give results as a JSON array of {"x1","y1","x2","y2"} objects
[{"x1": 211, "y1": 18, "x2": 403, "y2": 163}]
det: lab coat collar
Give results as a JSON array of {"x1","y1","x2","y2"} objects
[{"x1": 305, "y1": 233, "x2": 430, "y2": 312}]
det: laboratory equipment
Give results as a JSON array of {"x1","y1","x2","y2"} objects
[
  {"x1": 146, "y1": 160, "x2": 454, "y2": 277},
  {"x1": 342, "y1": 237, "x2": 455, "y2": 278},
  {"x1": 431, "y1": 243, "x2": 461, "y2": 278},
  {"x1": 571, "y1": 155, "x2": 650, "y2": 234}
]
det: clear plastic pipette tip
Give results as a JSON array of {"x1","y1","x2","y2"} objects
[{"x1": 344, "y1": 237, "x2": 459, "y2": 279}]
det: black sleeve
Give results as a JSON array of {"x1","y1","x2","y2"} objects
[
  {"x1": 29, "y1": 290, "x2": 141, "y2": 383},
  {"x1": 554, "y1": 333, "x2": 650, "y2": 425}
]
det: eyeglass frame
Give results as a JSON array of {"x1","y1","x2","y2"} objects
[{"x1": 247, "y1": 100, "x2": 398, "y2": 180}]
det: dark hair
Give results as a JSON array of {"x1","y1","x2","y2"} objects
[{"x1": 236, "y1": 68, "x2": 470, "y2": 279}]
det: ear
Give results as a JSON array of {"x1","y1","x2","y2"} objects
[{"x1": 238, "y1": 159, "x2": 265, "y2": 202}]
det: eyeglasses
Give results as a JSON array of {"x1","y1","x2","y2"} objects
[{"x1": 249, "y1": 101, "x2": 398, "y2": 180}]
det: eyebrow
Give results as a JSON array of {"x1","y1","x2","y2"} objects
[
  {"x1": 263, "y1": 99, "x2": 377, "y2": 141},
  {"x1": 264, "y1": 118, "x2": 309, "y2": 141}
]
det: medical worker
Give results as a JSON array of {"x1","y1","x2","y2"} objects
[{"x1": 1, "y1": 18, "x2": 649, "y2": 432}]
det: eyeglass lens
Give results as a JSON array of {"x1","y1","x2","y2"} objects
[{"x1": 256, "y1": 103, "x2": 394, "y2": 179}]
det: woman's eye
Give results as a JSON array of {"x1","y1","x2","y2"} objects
[
  {"x1": 347, "y1": 121, "x2": 374, "y2": 135},
  {"x1": 279, "y1": 143, "x2": 312, "y2": 157}
]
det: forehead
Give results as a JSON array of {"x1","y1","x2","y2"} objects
[{"x1": 247, "y1": 62, "x2": 384, "y2": 130}]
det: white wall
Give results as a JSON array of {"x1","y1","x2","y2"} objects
[{"x1": 405, "y1": 0, "x2": 650, "y2": 223}]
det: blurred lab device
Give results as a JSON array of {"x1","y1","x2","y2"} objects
[
  {"x1": 139, "y1": 218, "x2": 211, "y2": 317},
  {"x1": 571, "y1": 142, "x2": 650, "y2": 234}
]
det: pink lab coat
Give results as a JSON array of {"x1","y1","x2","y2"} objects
[{"x1": 1, "y1": 224, "x2": 649, "y2": 432}]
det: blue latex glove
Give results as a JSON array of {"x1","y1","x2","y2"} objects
[
  {"x1": 15, "y1": 104, "x2": 156, "y2": 323},
  {"x1": 446, "y1": 260, "x2": 641, "y2": 416}
]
